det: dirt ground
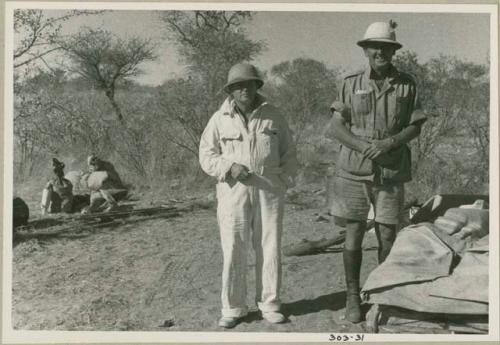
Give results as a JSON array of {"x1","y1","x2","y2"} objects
[{"x1": 12, "y1": 182, "x2": 380, "y2": 333}]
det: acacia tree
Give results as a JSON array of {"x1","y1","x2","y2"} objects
[
  {"x1": 156, "y1": 11, "x2": 265, "y2": 155},
  {"x1": 160, "y1": 11, "x2": 264, "y2": 99},
  {"x1": 58, "y1": 27, "x2": 156, "y2": 123},
  {"x1": 14, "y1": 9, "x2": 103, "y2": 69}
]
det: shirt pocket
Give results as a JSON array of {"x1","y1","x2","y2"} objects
[
  {"x1": 352, "y1": 92, "x2": 371, "y2": 117},
  {"x1": 219, "y1": 129, "x2": 242, "y2": 156},
  {"x1": 257, "y1": 127, "x2": 280, "y2": 163}
]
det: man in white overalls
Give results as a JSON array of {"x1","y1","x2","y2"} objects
[{"x1": 199, "y1": 63, "x2": 298, "y2": 328}]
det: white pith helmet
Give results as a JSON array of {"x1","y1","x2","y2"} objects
[{"x1": 357, "y1": 20, "x2": 403, "y2": 50}]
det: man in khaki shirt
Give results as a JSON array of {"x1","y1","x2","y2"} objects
[{"x1": 329, "y1": 21, "x2": 426, "y2": 323}]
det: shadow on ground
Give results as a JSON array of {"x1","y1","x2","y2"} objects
[
  {"x1": 27, "y1": 218, "x2": 66, "y2": 229},
  {"x1": 283, "y1": 291, "x2": 347, "y2": 317},
  {"x1": 239, "y1": 311, "x2": 264, "y2": 325}
]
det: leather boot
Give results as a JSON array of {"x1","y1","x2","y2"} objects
[
  {"x1": 343, "y1": 249, "x2": 363, "y2": 323},
  {"x1": 378, "y1": 246, "x2": 391, "y2": 264}
]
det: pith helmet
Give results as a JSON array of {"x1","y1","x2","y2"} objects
[
  {"x1": 357, "y1": 20, "x2": 403, "y2": 50},
  {"x1": 223, "y1": 63, "x2": 264, "y2": 93}
]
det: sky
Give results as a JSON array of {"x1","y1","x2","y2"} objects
[{"x1": 34, "y1": 8, "x2": 491, "y2": 86}]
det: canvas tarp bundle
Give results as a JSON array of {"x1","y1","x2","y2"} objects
[
  {"x1": 427, "y1": 239, "x2": 488, "y2": 304},
  {"x1": 410, "y1": 194, "x2": 489, "y2": 224},
  {"x1": 362, "y1": 224, "x2": 488, "y2": 315},
  {"x1": 362, "y1": 224, "x2": 454, "y2": 291}
]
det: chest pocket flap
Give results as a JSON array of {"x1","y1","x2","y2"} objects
[
  {"x1": 219, "y1": 128, "x2": 242, "y2": 156},
  {"x1": 352, "y1": 91, "x2": 371, "y2": 116},
  {"x1": 220, "y1": 129, "x2": 242, "y2": 141}
]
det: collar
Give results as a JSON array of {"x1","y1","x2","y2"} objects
[
  {"x1": 364, "y1": 64, "x2": 400, "y2": 84},
  {"x1": 222, "y1": 94, "x2": 267, "y2": 116}
]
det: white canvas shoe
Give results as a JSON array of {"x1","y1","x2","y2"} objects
[
  {"x1": 218, "y1": 317, "x2": 238, "y2": 328},
  {"x1": 262, "y1": 311, "x2": 286, "y2": 324}
]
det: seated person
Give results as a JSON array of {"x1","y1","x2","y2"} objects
[
  {"x1": 41, "y1": 158, "x2": 73, "y2": 215},
  {"x1": 81, "y1": 155, "x2": 128, "y2": 214}
]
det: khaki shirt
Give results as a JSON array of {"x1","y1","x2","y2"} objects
[{"x1": 331, "y1": 65, "x2": 426, "y2": 184}]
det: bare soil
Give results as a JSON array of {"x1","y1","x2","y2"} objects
[{"x1": 12, "y1": 182, "x2": 380, "y2": 333}]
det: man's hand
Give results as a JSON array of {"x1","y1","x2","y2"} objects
[
  {"x1": 362, "y1": 138, "x2": 394, "y2": 159},
  {"x1": 230, "y1": 163, "x2": 250, "y2": 181}
]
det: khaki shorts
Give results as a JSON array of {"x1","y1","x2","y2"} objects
[{"x1": 330, "y1": 176, "x2": 404, "y2": 225}]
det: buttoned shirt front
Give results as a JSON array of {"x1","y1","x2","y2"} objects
[
  {"x1": 331, "y1": 64, "x2": 426, "y2": 184},
  {"x1": 199, "y1": 94, "x2": 298, "y2": 188}
]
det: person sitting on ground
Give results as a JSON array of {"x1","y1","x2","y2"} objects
[
  {"x1": 41, "y1": 158, "x2": 74, "y2": 215},
  {"x1": 81, "y1": 155, "x2": 128, "y2": 214}
]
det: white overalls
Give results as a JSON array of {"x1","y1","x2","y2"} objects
[{"x1": 199, "y1": 95, "x2": 297, "y2": 318}]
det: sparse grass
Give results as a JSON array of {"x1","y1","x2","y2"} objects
[{"x1": 12, "y1": 185, "x2": 380, "y2": 332}]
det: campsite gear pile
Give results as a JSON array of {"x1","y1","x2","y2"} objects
[
  {"x1": 362, "y1": 194, "x2": 489, "y2": 334},
  {"x1": 13, "y1": 197, "x2": 29, "y2": 228},
  {"x1": 13, "y1": 198, "x2": 213, "y2": 242}
]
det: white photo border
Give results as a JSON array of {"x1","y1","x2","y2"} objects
[{"x1": 3, "y1": 1, "x2": 499, "y2": 343}]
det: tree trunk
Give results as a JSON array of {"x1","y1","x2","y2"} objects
[{"x1": 105, "y1": 88, "x2": 125, "y2": 123}]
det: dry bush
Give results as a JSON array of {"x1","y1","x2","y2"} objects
[
  {"x1": 393, "y1": 53, "x2": 489, "y2": 202},
  {"x1": 14, "y1": 36, "x2": 489, "y2": 205}
]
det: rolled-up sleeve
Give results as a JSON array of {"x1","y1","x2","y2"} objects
[
  {"x1": 199, "y1": 115, "x2": 234, "y2": 182},
  {"x1": 330, "y1": 80, "x2": 351, "y2": 123},
  {"x1": 278, "y1": 117, "x2": 299, "y2": 188}
]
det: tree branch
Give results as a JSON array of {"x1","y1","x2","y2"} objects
[{"x1": 14, "y1": 46, "x2": 62, "y2": 68}]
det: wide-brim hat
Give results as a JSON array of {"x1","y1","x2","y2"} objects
[
  {"x1": 223, "y1": 63, "x2": 264, "y2": 93},
  {"x1": 357, "y1": 21, "x2": 403, "y2": 50}
]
